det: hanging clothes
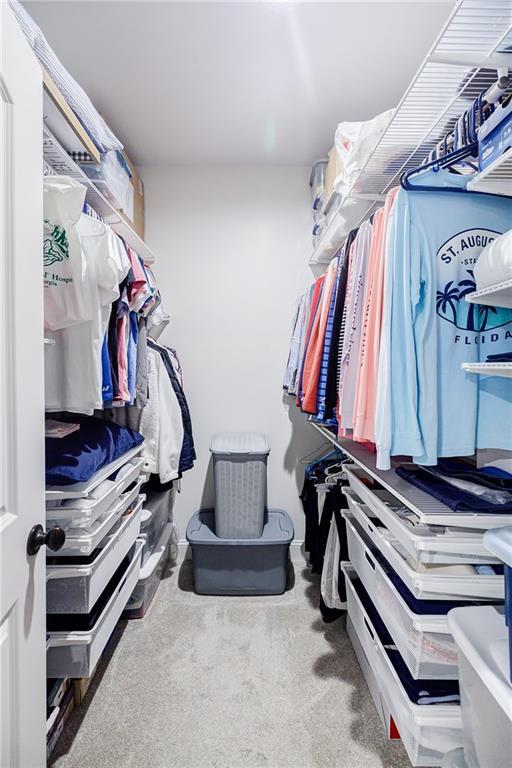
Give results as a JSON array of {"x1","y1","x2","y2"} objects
[
  {"x1": 352, "y1": 187, "x2": 399, "y2": 443},
  {"x1": 338, "y1": 217, "x2": 374, "y2": 433},
  {"x1": 45, "y1": 215, "x2": 131, "y2": 414},
  {"x1": 375, "y1": 170, "x2": 512, "y2": 469},
  {"x1": 148, "y1": 340, "x2": 196, "y2": 475},
  {"x1": 139, "y1": 346, "x2": 184, "y2": 484}
]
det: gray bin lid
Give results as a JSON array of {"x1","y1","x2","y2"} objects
[
  {"x1": 210, "y1": 432, "x2": 270, "y2": 455},
  {"x1": 186, "y1": 509, "x2": 293, "y2": 545}
]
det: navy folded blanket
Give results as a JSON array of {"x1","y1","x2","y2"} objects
[{"x1": 45, "y1": 414, "x2": 144, "y2": 486}]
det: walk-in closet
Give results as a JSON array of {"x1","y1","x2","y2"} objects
[{"x1": 2, "y1": 1, "x2": 512, "y2": 767}]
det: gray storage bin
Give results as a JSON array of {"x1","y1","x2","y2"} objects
[
  {"x1": 186, "y1": 509, "x2": 293, "y2": 596},
  {"x1": 210, "y1": 432, "x2": 270, "y2": 539}
]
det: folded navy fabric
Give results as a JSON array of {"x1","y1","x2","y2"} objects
[
  {"x1": 45, "y1": 414, "x2": 143, "y2": 486},
  {"x1": 351, "y1": 577, "x2": 460, "y2": 704},
  {"x1": 486, "y1": 351, "x2": 512, "y2": 363},
  {"x1": 385, "y1": 569, "x2": 472, "y2": 615},
  {"x1": 386, "y1": 649, "x2": 460, "y2": 705},
  {"x1": 396, "y1": 465, "x2": 512, "y2": 512},
  {"x1": 433, "y1": 458, "x2": 512, "y2": 490}
]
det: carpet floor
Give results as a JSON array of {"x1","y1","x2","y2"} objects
[{"x1": 50, "y1": 555, "x2": 410, "y2": 768}]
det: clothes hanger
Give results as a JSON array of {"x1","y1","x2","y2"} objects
[
  {"x1": 400, "y1": 142, "x2": 479, "y2": 194},
  {"x1": 299, "y1": 444, "x2": 339, "y2": 465}
]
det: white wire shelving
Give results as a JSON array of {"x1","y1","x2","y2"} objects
[
  {"x1": 462, "y1": 362, "x2": 512, "y2": 377},
  {"x1": 467, "y1": 146, "x2": 512, "y2": 195},
  {"x1": 310, "y1": 0, "x2": 512, "y2": 265},
  {"x1": 43, "y1": 127, "x2": 155, "y2": 265},
  {"x1": 464, "y1": 278, "x2": 512, "y2": 308}
]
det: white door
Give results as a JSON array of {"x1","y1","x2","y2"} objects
[{"x1": 0, "y1": 4, "x2": 46, "y2": 767}]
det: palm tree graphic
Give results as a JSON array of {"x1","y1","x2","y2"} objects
[
  {"x1": 436, "y1": 280, "x2": 460, "y2": 325},
  {"x1": 478, "y1": 303, "x2": 498, "y2": 332},
  {"x1": 457, "y1": 269, "x2": 478, "y2": 331}
]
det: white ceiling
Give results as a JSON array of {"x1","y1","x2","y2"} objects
[{"x1": 26, "y1": 1, "x2": 453, "y2": 165}]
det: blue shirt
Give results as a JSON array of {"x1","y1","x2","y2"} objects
[{"x1": 377, "y1": 168, "x2": 512, "y2": 468}]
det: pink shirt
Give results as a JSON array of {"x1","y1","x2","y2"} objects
[
  {"x1": 352, "y1": 188, "x2": 399, "y2": 442},
  {"x1": 302, "y1": 260, "x2": 338, "y2": 414}
]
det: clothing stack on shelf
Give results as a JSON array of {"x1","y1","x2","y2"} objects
[
  {"x1": 9, "y1": 0, "x2": 122, "y2": 155},
  {"x1": 45, "y1": 416, "x2": 146, "y2": 681}
]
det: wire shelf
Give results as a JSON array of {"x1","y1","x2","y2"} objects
[
  {"x1": 467, "y1": 146, "x2": 512, "y2": 194},
  {"x1": 309, "y1": 0, "x2": 512, "y2": 265},
  {"x1": 43, "y1": 127, "x2": 156, "y2": 265},
  {"x1": 464, "y1": 277, "x2": 512, "y2": 308},
  {"x1": 462, "y1": 362, "x2": 512, "y2": 377}
]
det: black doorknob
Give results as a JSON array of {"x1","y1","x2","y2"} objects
[{"x1": 27, "y1": 524, "x2": 66, "y2": 556}]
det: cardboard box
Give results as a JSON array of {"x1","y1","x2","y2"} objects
[
  {"x1": 47, "y1": 686, "x2": 74, "y2": 758},
  {"x1": 323, "y1": 146, "x2": 339, "y2": 205},
  {"x1": 119, "y1": 152, "x2": 145, "y2": 241}
]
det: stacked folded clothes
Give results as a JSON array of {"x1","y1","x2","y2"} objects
[
  {"x1": 486, "y1": 351, "x2": 512, "y2": 363},
  {"x1": 396, "y1": 463, "x2": 512, "y2": 513},
  {"x1": 45, "y1": 419, "x2": 80, "y2": 439}
]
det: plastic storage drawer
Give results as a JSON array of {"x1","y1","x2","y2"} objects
[
  {"x1": 309, "y1": 159, "x2": 328, "y2": 210},
  {"x1": 343, "y1": 480, "x2": 498, "y2": 565},
  {"x1": 51, "y1": 479, "x2": 144, "y2": 557},
  {"x1": 123, "y1": 522, "x2": 174, "y2": 619},
  {"x1": 47, "y1": 541, "x2": 142, "y2": 678},
  {"x1": 345, "y1": 518, "x2": 464, "y2": 679},
  {"x1": 448, "y1": 606, "x2": 512, "y2": 768},
  {"x1": 46, "y1": 500, "x2": 142, "y2": 613},
  {"x1": 343, "y1": 469, "x2": 496, "y2": 564},
  {"x1": 139, "y1": 489, "x2": 174, "y2": 566},
  {"x1": 346, "y1": 615, "x2": 393, "y2": 734},
  {"x1": 187, "y1": 509, "x2": 293, "y2": 595},
  {"x1": 345, "y1": 503, "x2": 503, "y2": 601},
  {"x1": 46, "y1": 456, "x2": 145, "y2": 528},
  {"x1": 345, "y1": 568, "x2": 463, "y2": 767},
  {"x1": 45, "y1": 446, "x2": 144, "y2": 500},
  {"x1": 79, "y1": 150, "x2": 132, "y2": 210},
  {"x1": 342, "y1": 461, "x2": 512, "y2": 531},
  {"x1": 210, "y1": 432, "x2": 269, "y2": 539},
  {"x1": 483, "y1": 525, "x2": 512, "y2": 682}
]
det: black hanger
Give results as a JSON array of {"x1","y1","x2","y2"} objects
[{"x1": 400, "y1": 142, "x2": 479, "y2": 193}]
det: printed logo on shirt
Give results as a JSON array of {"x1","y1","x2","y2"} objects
[
  {"x1": 436, "y1": 229, "x2": 512, "y2": 334},
  {"x1": 43, "y1": 220, "x2": 69, "y2": 267}
]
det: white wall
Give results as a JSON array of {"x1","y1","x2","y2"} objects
[{"x1": 139, "y1": 165, "x2": 325, "y2": 541}]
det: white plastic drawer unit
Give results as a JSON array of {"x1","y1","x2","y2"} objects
[
  {"x1": 342, "y1": 461, "x2": 512, "y2": 531},
  {"x1": 343, "y1": 467, "x2": 499, "y2": 564},
  {"x1": 344, "y1": 566, "x2": 463, "y2": 768},
  {"x1": 343, "y1": 519, "x2": 465, "y2": 680},
  {"x1": 46, "y1": 455, "x2": 145, "y2": 528},
  {"x1": 345, "y1": 503, "x2": 504, "y2": 602},
  {"x1": 47, "y1": 541, "x2": 142, "y2": 679},
  {"x1": 46, "y1": 499, "x2": 142, "y2": 614},
  {"x1": 51, "y1": 480, "x2": 145, "y2": 558}
]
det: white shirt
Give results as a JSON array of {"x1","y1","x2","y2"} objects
[
  {"x1": 139, "y1": 348, "x2": 184, "y2": 483},
  {"x1": 45, "y1": 216, "x2": 130, "y2": 414},
  {"x1": 43, "y1": 176, "x2": 89, "y2": 331}
]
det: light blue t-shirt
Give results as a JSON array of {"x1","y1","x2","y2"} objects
[{"x1": 376, "y1": 168, "x2": 512, "y2": 469}]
